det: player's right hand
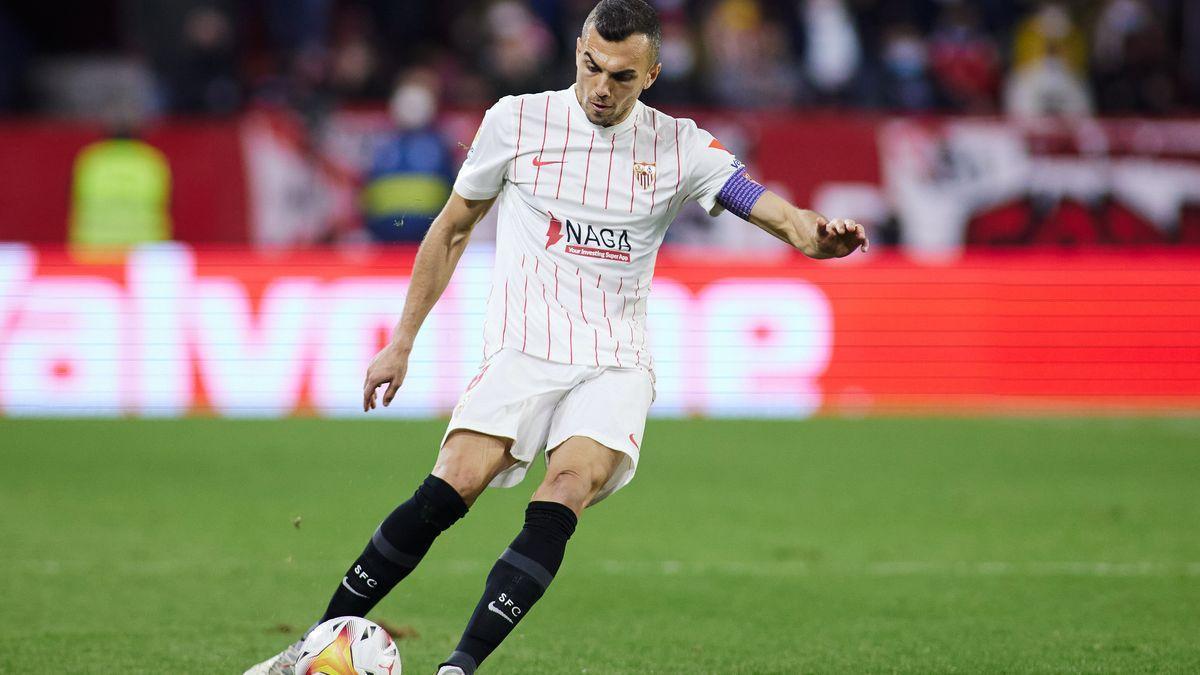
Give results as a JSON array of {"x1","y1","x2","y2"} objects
[{"x1": 362, "y1": 343, "x2": 410, "y2": 412}]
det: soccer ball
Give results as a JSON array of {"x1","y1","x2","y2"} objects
[{"x1": 293, "y1": 616, "x2": 400, "y2": 675}]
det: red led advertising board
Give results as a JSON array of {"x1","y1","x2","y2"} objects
[{"x1": 1, "y1": 245, "x2": 1195, "y2": 418}]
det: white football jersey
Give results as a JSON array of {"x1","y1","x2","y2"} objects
[{"x1": 454, "y1": 85, "x2": 743, "y2": 370}]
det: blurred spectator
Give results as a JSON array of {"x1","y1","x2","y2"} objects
[
  {"x1": 252, "y1": 0, "x2": 336, "y2": 129},
  {"x1": 1012, "y1": 2, "x2": 1088, "y2": 74},
  {"x1": 361, "y1": 70, "x2": 454, "y2": 243},
  {"x1": 4, "y1": 0, "x2": 1200, "y2": 119},
  {"x1": 478, "y1": 1, "x2": 557, "y2": 96},
  {"x1": 328, "y1": 6, "x2": 387, "y2": 101},
  {"x1": 702, "y1": 0, "x2": 801, "y2": 108},
  {"x1": 872, "y1": 23, "x2": 936, "y2": 112},
  {"x1": 0, "y1": 8, "x2": 30, "y2": 111},
  {"x1": 1005, "y1": 3, "x2": 1093, "y2": 117},
  {"x1": 69, "y1": 122, "x2": 172, "y2": 250},
  {"x1": 126, "y1": 0, "x2": 241, "y2": 115},
  {"x1": 1184, "y1": 0, "x2": 1200, "y2": 109},
  {"x1": 642, "y1": 11, "x2": 700, "y2": 105},
  {"x1": 262, "y1": 0, "x2": 331, "y2": 55},
  {"x1": 363, "y1": 0, "x2": 440, "y2": 65},
  {"x1": 1090, "y1": 0, "x2": 1175, "y2": 114},
  {"x1": 928, "y1": 2, "x2": 1001, "y2": 113},
  {"x1": 801, "y1": 0, "x2": 862, "y2": 104}
]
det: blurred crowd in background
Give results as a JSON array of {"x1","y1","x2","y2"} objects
[
  {"x1": 2, "y1": 0, "x2": 1199, "y2": 121},
  {"x1": 4, "y1": 0, "x2": 1200, "y2": 250}
]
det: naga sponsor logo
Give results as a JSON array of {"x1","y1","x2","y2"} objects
[{"x1": 546, "y1": 212, "x2": 632, "y2": 263}]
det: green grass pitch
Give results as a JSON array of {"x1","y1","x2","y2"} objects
[{"x1": 2, "y1": 417, "x2": 1198, "y2": 673}]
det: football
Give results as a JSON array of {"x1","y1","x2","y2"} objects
[{"x1": 293, "y1": 616, "x2": 400, "y2": 675}]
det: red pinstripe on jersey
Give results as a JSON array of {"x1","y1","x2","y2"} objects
[
  {"x1": 573, "y1": 267, "x2": 599, "y2": 367},
  {"x1": 627, "y1": 271, "x2": 636, "y2": 348},
  {"x1": 500, "y1": 279, "x2": 509, "y2": 347},
  {"x1": 636, "y1": 281, "x2": 649, "y2": 365},
  {"x1": 600, "y1": 272, "x2": 612, "y2": 338},
  {"x1": 649, "y1": 112, "x2": 659, "y2": 213},
  {"x1": 532, "y1": 95, "x2": 550, "y2": 195},
  {"x1": 534, "y1": 254, "x2": 575, "y2": 366},
  {"x1": 512, "y1": 99, "x2": 524, "y2": 181},
  {"x1": 604, "y1": 132, "x2": 616, "y2": 210},
  {"x1": 543, "y1": 283, "x2": 550, "y2": 360},
  {"x1": 633, "y1": 276, "x2": 642, "y2": 366},
  {"x1": 581, "y1": 130, "x2": 595, "y2": 205},
  {"x1": 674, "y1": 120, "x2": 681, "y2": 194},
  {"x1": 482, "y1": 282, "x2": 494, "y2": 358},
  {"x1": 556, "y1": 104, "x2": 571, "y2": 199},
  {"x1": 534, "y1": 257, "x2": 546, "y2": 358},
  {"x1": 567, "y1": 312, "x2": 574, "y2": 364},
  {"x1": 521, "y1": 254, "x2": 529, "y2": 350},
  {"x1": 602, "y1": 273, "x2": 622, "y2": 366},
  {"x1": 667, "y1": 119, "x2": 681, "y2": 211},
  {"x1": 628, "y1": 122, "x2": 637, "y2": 213},
  {"x1": 552, "y1": 261, "x2": 575, "y2": 364},
  {"x1": 618, "y1": 276, "x2": 627, "y2": 320},
  {"x1": 577, "y1": 270, "x2": 587, "y2": 324}
]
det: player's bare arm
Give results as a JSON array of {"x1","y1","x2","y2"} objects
[
  {"x1": 748, "y1": 190, "x2": 869, "y2": 259},
  {"x1": 362, "y1": 191, "x2": 495, "y2": 412}
]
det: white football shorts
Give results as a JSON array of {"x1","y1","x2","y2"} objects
[{"x1": 442, "y1": 348, "x2": 654, "y2": 503}]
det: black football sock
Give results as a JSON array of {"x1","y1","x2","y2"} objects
[
  {"x1": 441, "y1": 501, "x2": 578, "y2": 674},
  {"x1": 318, "y1": 475, "x2": 468, "y2": 623}
]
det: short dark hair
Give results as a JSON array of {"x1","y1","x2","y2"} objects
[{"x1": 582, "y1": 0, "x2": 662, "y2": 61}]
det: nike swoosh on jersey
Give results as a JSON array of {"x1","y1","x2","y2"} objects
[
  {"x1": 532, "y1": 156, "x2": 565, "y2": 167},
  {"x1": 629, "y1": 433, "x2": 640, "y2": 449},
  {"x1": 487, "y1": 601, "x2": 515, "y2": 624}
]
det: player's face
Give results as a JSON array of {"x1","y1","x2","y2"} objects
[{"x1": 575, "y1": 25, "x2": 661, "y2": 127}]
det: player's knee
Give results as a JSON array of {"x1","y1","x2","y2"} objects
[
  {"x1": 432, "y1": 433, "x2": 513, "y2": 504},
  {"x1": 431, "y1": 460, "x2": 492, "y2": 504},
  {"x1": 539, "y1": 467, "x2": 603, "y2": 511}
]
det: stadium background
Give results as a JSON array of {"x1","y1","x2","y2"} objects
[{"x1": 1, "y1": 1, "x2": 1198, "y2": 672}]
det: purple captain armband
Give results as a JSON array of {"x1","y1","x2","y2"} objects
[{"x1": 715, "y1": 167, "x2": 767, "y2": 220}]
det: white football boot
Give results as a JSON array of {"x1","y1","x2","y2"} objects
[
  {"x1": 243, "y1": 639, "x2": 303, "y2": 675},
  {"x1": 435, "y1": 667, "x2": 466, "y2": 675}
]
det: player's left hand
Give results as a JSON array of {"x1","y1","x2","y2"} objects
[{"x1": 813, "y1": 217, "x2": 869, "y2": 258}]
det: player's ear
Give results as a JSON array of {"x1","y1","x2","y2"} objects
[
  {"x1": 575, "y1": 37, "x2": 583, "y2": 57},
  {"x1": 643, "y1": 62, "x2": 662, "y2": 91}
]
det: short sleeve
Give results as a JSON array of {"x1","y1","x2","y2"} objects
[
  {"x1": 681, "y1": 123, "x2": 744, "y2": 216},
  {"x1": 453, "y1": 96, "x2": 516, "y2": 200}
]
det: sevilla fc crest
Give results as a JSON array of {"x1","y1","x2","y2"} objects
[{"x1": 633, "y1": 161, "x2": 656, "y2": 190}]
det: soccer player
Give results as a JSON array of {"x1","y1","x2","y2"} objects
[{"x1": 246, "y1": 1, "x2": 867, "y2": 673}]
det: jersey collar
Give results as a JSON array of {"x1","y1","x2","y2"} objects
[{"x1": 565, "y1": 85, "x2": 642, "y2": 136}]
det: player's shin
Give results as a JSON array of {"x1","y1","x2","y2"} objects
[
  {"x1": 318, "y1": 475, "x2": 468, "y2": 623},
  {"x1": 440, "y1": 501, "x2": 578, "y2": 673}
]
